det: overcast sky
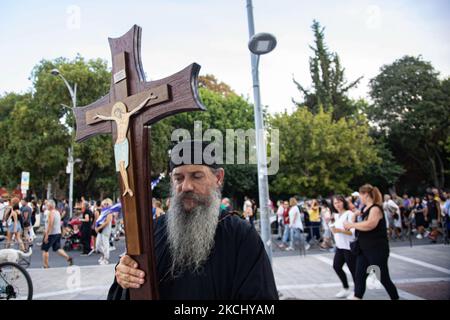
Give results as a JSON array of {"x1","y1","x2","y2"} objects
[{"x1": 1, "y1": 0, "x2": 449, "y2": 114}]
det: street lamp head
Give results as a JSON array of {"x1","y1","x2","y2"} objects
[
  {"x1": 248, "y1": 32, "x2": 277, "y2": 55},
  {"x1": 50, "y1": 68, "x2": 60, "y2": 76}
]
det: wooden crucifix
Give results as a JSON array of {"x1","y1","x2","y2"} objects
[{"x1": 73, "y1": 25, "x2": 205, "y2": 299}]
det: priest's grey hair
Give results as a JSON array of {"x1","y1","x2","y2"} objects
[{"x1": 166, "y1": 185, "x2": 221, "y2": 277}]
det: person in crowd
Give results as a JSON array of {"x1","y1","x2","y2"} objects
[
  {"x1": 411, "y1": 197, "x2": 426, "y2": 239},
  {"x1": 307, "y1": 199, "x2": 321, "y2": 243},
  {"x1": 95, "y1": 198, "x2": 114, "y2": 265},
  {"x1": 443, "y1": 191, "x2": 450, "y2": 240},
  {"x1": 20, "y1": 199, "x2": 32, "y2": 245},
  {"x1": 243, "y1": 196, "x2": 253, "y2": 225},
  {"x1": 330, "y1": 195, "x2": 356, "y2": 299},
  {"x1": 320, "y1": 199, "x2": 333, "y2": 250},
  {"x1": 41, "y1": 200, "x2": 73, "y2": 268},
  {"x1": 89, "y1": 200, "x2": 102, "y2": 255},
  {"x1": 251, "y1": 198, "x2": 257, "y2": 226},
  {"x1": 276, "y1": 200, "x2": 286, "y2": 240},
  {"x1": 0, "y1": 198, "x2": 7, "y2": 235},
  {"x1": 79, "y1": 200, "x2": 93, "y2": 256},
  {"x1": 424, "y1": 191, "x2": 442, "y2": 243},
  {"x1": 383, "y1": 194, "x2": 400, "y2": 240},
  {"x1": 344, "y1": 184, "x2": 399, "y2": 300},
  {"x1": 280, "y1": 201, "x2": 291, "y2": 248},
  {"x1": 154, "y1": 199, "x2": 165, "y2": 219},
  {"x1": 286, "y1": 197, "x2": 308, "y2": 251},
  {"x1": 5, "y1": 198, "x2": 25, "y2": 251}
]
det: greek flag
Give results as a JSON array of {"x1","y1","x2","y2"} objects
[
  {"x1": 96, "y1": 202, "x2": 121, "y2": 227},
  {"x1": 151, "y1": 172, "x2": 165, "y2": 190}
]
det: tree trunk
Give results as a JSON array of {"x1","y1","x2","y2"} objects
[
  {"x1": 433, "y1": 147, "x2": 445, "y2": 188},
  {"x1": 424, "y1": 144, "x2": 439, "y2": 188}
]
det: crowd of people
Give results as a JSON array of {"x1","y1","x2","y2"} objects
[
  {"x1": 271, "y1": 185, "x2": 450, "y2": 299},
  {"x1": 0, "y1": 196, "x2": 125, "y2": 268},
  {"x1": 1, "y1": 181, "x2": 449, "y2": 299}
]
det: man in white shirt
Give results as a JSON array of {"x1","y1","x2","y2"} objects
[
  {"x1": 243, "y1": 196, "x2": 253, "y2": 224},
  {"x1": 383, "y1": 194, "x2": 401, "y2": 239},
  {"x1": 0, "y1": 198, "x2": 7, "y2": 235}
]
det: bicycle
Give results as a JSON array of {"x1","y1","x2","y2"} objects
[{"x1": 0, "y1": 261, "x2": 33, "y2": 300}]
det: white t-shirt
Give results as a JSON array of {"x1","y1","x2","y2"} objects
[
  {"x1": 276, "y1": 205, "x2": 284, "y2": 220},
  {"x1": 332, "y1": 210, "x2": 355, "y2": 250},
  {"x1": 288, "y1": 206, "x2": 303, "y2": 230},
  {"x1": 0, "y1": 203, "x2": 6, "y2": 220},
  {"x1": 243, "y1": 200, "x2": 253, "y2": 220}
]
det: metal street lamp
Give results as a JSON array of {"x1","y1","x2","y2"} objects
[
  {"x1": 51, "y1": 68, "x2": 77, "y2": 218},
  {"x1": 248, "y1": 32, "x2": 277, "y2": 55},
  {"x1": 246, "y1": 0, "x2": 277, "y2": 264}
]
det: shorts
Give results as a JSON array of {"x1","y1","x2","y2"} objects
[
  {"x1": 8, "y1": 223, "x2": 22, "y2": 233},
  {"x1": 41, "y1": 234, "x2": 62, "y2": 252}
]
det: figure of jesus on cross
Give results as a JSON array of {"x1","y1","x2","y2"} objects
[{"x1": 93, "y1": 93, "x2": 157, "y2": 197}]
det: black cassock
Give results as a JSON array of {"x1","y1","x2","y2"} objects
[{"x1": 107, "y1": 212, "x2": 278, "y2": 300}]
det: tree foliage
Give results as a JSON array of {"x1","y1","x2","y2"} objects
[
  {"x1": 366, "y1": 55, "x2": 450, "y2": 190},
  {"x1": 269, "y1": 107, "x2": 379, "y2": 197}
]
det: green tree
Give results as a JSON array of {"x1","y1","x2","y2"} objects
[
  {"x1": 366, "y1": 55, "x2": 450, "y2": 190},
  {"x1": 269, "y1": 107, "x2": 379, "y2": 197},
  {"x1": 0, "y1": 55, "x2": 115, "y2": 199},
  {"x1": 293, "y1": 20, "x2": 363, "y2": 120}
]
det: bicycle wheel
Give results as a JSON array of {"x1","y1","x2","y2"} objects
[{"x1": 0, "y1": 262, "x2": 33, "y2": 300}]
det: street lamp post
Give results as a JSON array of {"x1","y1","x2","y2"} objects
[
  {"x1": 246, "y1": 0, "x2": 277, "y2": 264},
  {"x1": 51, "y1": 68, "x2": 77, "y2": 218}
]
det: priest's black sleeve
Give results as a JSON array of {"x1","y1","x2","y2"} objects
[{"x1": 230, "y1": 221, "x2": 279, "y2": 300}]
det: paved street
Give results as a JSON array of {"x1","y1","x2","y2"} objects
[{"x1": 9, "y1": 232, "x2": 449, "y2": 300}]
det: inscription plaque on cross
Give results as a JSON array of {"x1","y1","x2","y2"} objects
[{"x1": 73, "y1": 25, "x2": 206, "y2": 299}]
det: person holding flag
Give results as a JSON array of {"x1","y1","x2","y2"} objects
[{"x1": 95, "y1": 198, "x2": 119, "y2": 265}]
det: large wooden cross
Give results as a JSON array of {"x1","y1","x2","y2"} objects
[{"x1": 73, "y1": 25, "x2": 205, "y2": 299}]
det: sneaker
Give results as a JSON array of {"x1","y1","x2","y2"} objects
[
  {"x1": 304, "y1": 243, "x2": 311, "y2": 251},
  {"x1": 347, "y1": 291, "x2": 355, "y2": 299},
  {"x1": 416, "y1": 234, "x2": 423, "y2": 239},
  {"x1": 285, "y1": 247, "x2": 294, "y2": 251},
  {"x1": 346, "y1": 295, "x2": 360, "y2": 300},
  {"x1": 335, "y1": 288, "x2": 351, "y2": 298},
  {"x1": 98, "y1": 257, "x2": 104, "y2": 264},
  {"x1": 100, "y1": 259, "x2": 109, "y2": 265}
]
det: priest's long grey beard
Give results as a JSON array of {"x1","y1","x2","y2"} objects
[{"x1": 167, "y1": 187, "x2": 221, "y2": 277}]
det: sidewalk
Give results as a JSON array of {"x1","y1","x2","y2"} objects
[
  {"x1": 28, "y1": 264, "x2": 114, "y2": 300},
  {"x1": 28, "y1": 244, "x2": 450, "y2": 300},
  {"x1": 274, "y1": 244, "x2": 450, "y2": 300}
]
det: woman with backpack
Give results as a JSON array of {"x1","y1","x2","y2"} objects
[{"x1": 344, "y1": 184, "x2": 399, "y2": 300}]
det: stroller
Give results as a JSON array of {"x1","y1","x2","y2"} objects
[{"x1": 63, "y1": 219, "x2": 82, "y2": 251}]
